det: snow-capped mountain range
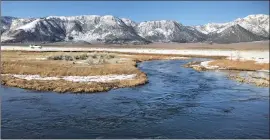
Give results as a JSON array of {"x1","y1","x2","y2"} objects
[
  {"x1": 1, "y1": 14, "x2": 269, "y2": 44},
  {"x1": 195, "y1": 14, "x2": 269, "y2": 37}
]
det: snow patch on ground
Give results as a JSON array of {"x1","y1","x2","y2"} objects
[
  {"x1": 257, "y1": 70, "x2": 270, "y2": 73},
  {"x1": 10, "y1": 74, "x2": 60, "y2": 81},
  {"x1": 168, "y1": 57, "x2": 190, "y2": 60},
  {"x1": 2, "y1": 74, "x2": 137, "y2": 83},
  {"x1": 200, "y1": 61, "x2": 220, "y2": 69},
  {"x1": 63, "y1": 74, "x2": 136, "y2": 82},
  {"x1": 35, "y1": 57, "x2": 47, "y2": 60}
]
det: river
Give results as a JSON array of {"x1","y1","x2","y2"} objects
[{"x1": 1, "y1": 59, "x2": 269, "y2": 138}]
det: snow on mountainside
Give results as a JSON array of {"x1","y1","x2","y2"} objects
[
  {"x1": 0, "y1": 16, "x2": 17, "y2": 33},
  {"x1": 17, "y1": 19, "x2": 40, "y2": 31},
  {"x1": 234, "y1": 14, "x2": 269, "y2": 37},
  {"x1": 46, "y1": 15, "x2": 148, "y2": 44},
  {"x1": 121, "y1": 18, "x2": 137, "y2": 28},
  {"x1": 136, "y1": 20, "x2": 206, "y2": 43},
  {"x1": 195, "y1": 23, "x2": 229, "y2": 34},
  {"x1": 1, "y1": 15, "x2": 149, "y2": 44},
  {"x1": 137, "y1": 20, "x2": 182, "y2": 42},
  {"x1": 1, "y1": 14, "x2": 269, "y2": 44},
  {"x1": 208, "y1": 24, "x2": 267, "y2": 44},
  {"x1": 195, "y1": 14, "x2": 269, "y2": 38}
]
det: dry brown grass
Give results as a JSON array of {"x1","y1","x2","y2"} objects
[
  {"x1": 1, "y1": 72, "x2": 147, "y2": 93},
  {"x1": 228, "y1": 73, "x2": 269, "y2": 87},
  {"x1": 1, "y1": 51, "x2": 140, "y2": 76},
  {"x1": 1, "y1": 51, "x2": 96, "y2": 61},
  {"x1": 1, "y1": 60, "x2": 139, "y2": 76},
  {"x1": 96, "y1": 51, "x2": 226, "y2": 60},
  {"x1": 208, "y1": 59, "x2": 269, "y2": 71},
  {"x1": 1, "y1": 51, "x2": 177, "y2": 93}
]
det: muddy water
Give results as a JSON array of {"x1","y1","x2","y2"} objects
[{"x1": 1, "y1": 59, "x2": 269, "y2": 138}]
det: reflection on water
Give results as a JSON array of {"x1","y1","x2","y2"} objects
[{"x1": 1, "y1": 59, "x2": 269, "y2": 139}]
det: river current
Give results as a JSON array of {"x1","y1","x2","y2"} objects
[{"x1": 1, "y1": 59, "x2": 269, "y2": 138}]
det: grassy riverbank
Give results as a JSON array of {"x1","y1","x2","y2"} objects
[
  {"x1": 183, "y1": 59, "x2": 269, "y2": 87},
  {"x1": 1, "y1": 51, "x2": 188, "y2": 93}
]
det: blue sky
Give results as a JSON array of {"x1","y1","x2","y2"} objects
[{"x1": 1, "y1": 1, "x2": 269, "y2": 26}]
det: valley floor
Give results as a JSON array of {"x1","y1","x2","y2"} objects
[
  {"x1": 1, "y1": 42, "x2": 269, "y2": 92},
  {"x1": 2, "y1": 41, "x2": 269, "y2": 63}
]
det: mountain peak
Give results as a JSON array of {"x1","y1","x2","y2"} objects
[{"x1": 1, "y1": 14, "x2": 269, "y2": 44}]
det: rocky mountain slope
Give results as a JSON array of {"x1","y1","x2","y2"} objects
[
  {"x1": 1, "y1": 15, "x2": 149, "y2": 44},
  {"x1": 1, "y1": 14, "x2": 269, "y2": 44},
  {"x1": 136, "y1": 20, "x2": 207, "y2": 43},
  {"x1": 1, "y1": 16, "x2": 17, "y2": 33},
  {"x1": 208, "y1": 24, "x2": 267, "y2": 44},
  {"x1": 195, "y1": 14, "x2": 269, "y2": 38}
]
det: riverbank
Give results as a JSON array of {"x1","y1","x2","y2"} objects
[
  {"x1": 183, "y1": 60, "x2": 269, "y2": 87},
  {"x1": 1, "y1": 51, "x2": 189, "y2": 93}
]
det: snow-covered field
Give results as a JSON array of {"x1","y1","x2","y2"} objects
[
  {"x1": 2, "y1": 46, "x2": 269, "y2": 63},
  {"x1": 2, "y1": 74, "x2": 137, "y2": 83}
]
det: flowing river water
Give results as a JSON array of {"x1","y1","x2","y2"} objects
[{"x1": 1, "y1": 59, "x2": 269, "y2": 139}]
